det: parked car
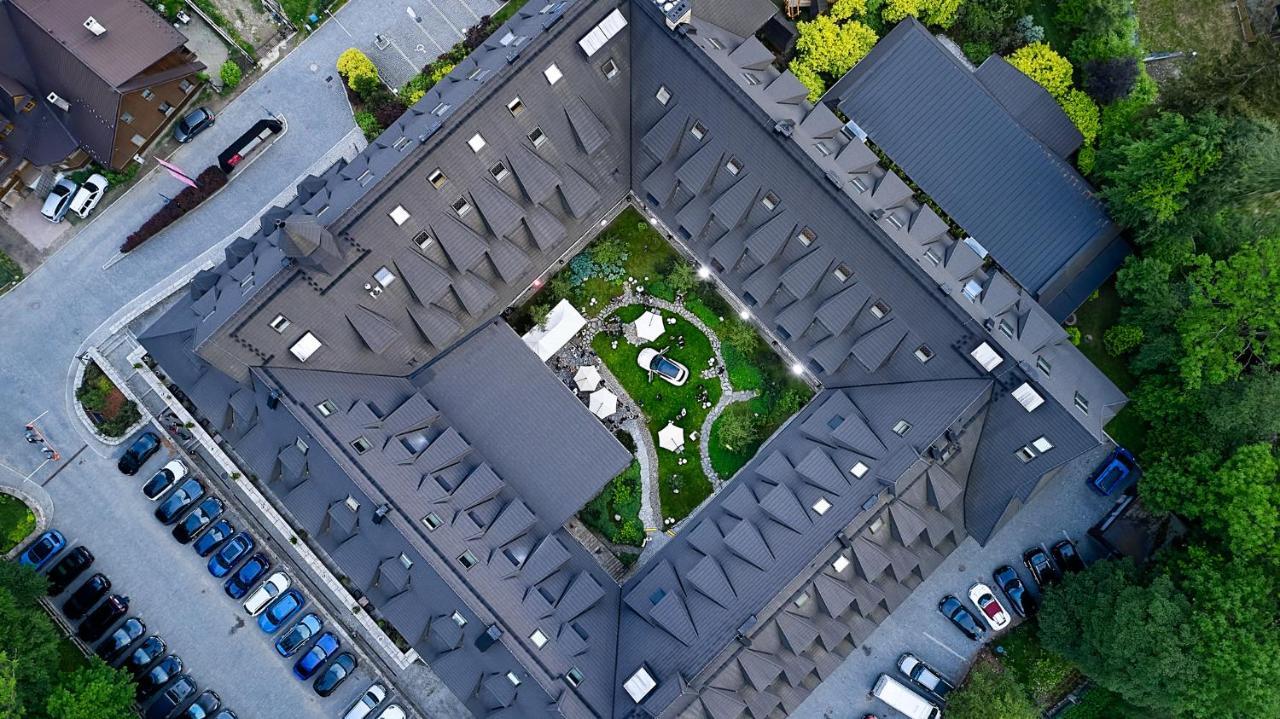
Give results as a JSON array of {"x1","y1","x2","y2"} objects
[
  {"x1": 155, "y1": 478, "x2": 204, "y2": 524},
  {"x1": 210, "y1": 712, "x2": 238, "y2": 719},
  {"x1": 77, "y1": 593, "x2": 128, "y2": 642},
  {"x1": 45, "y1": 545, "x2": 94, "y2": 595},
  {"x1": 144, "y1": 674, "x2": 197, "y2": 719},
  {"x1": 343, "y1": 683, "x2": 387, "y2": 719},
  {"x1": 63, "y1": 573, "x2": 111, "y2": 620},
  {"x1": 276, "y1": 613, "x2": 322, "y2": 657},
  {"x1": 208, "y1": 533, "x2": 255, "y2": 578},
  {"x1": 637, "y1": 348, "x2": 689, "y2": 386},
  {"x1": 1023, "y1": 546, "x2": 1061, "y2": 589},
  {"x1": 1051, "y1": 538, "x2": 1086, "y2": 573},
  {"x1": 173, "y1": 107, "x2": 215, "y2": 143},
  {"x1": 122, "y1": 636, "x2": 166, "y2": 674},
  {"x1": 258, "y1": 588, "x2": 305, "y2": 633},
  {"x1": 967, "y1": 583, "x2": 1011, "y2": 631},
  {"x1": 39, "y1": 178, "x2": 77, "y2": 223},
  {"x1": 993, "y1": 565, "x2": 1037, "y2": 618},
  {"x1": 938, "y1": 595, "x2": 985, "y2": 641},
  {"x1": 143, "y1": 460, "x2": 187, "y2": 499},
  {"x1": 1088, "y1": 447, "x2": 1138, "y2": 495},
  {"x1": 193, "y1": 519, "x2": 234, "y2": 557},
  {"x1": 293, "y1": 632, "x2": 339, "y2": 680},
  {"x1": 19, "y1": 529, "x2": 66, "y2": 570},
  {"x1": 173, "y1": 497, "x2": 224, "y2": 543},
  {"x1": 315, "y1": 652, "x2": 357, "y2": 696},
  {"x1": 223, "y1": 553, "x2": 270, "y2": 599},
  {"x1": 118, "y1": 432, "x2": 161, "y2": 475},
  {"x1": 244, "y1": 572, "x2": 290, "y2": 616},
  {"x1": 69, "y1": 173, "x2": 108, "y2": 218},
  {"x1": 136, "y1": 655, "x2": 183, "y2": 699},
  {"x1": 179, "y1": 689, "x2": 220, "y2": 719},
  {"x1": 897, "y1": 652, "x2": 955, "y2": 700},
  {"x1": 871, "y1": 675, "x2": 941, "y2": 719},
  {"x1": 375, "y1": 706, "x2": 405, "y2": 719},
  {"x1": 97, "y1": 617, "x2": 146, "y2": 661}
]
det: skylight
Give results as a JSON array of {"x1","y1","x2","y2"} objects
[
  {"x1": 1012, "y1": 382, "x2": 1045, "y2": 412},
  {"x1": 578, "y1": 8, "x2": 627, "y2": 57},
  {"x1": 970, "y1": 342, "x2": 1003, "y2": 371},
  {"x1": 624, "y1": 667, "x2": 657, "y2": 702},
  {"x1": 290, "y1": 332, "x2": 322, "y2": 362}
]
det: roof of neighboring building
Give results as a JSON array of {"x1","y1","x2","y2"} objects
[
  {"x1": 827, "y1": 19, "x2": 1122, "y2": 309},
  {"x1": 693, "y1": 0, "x2": 778, "y2": 38}
]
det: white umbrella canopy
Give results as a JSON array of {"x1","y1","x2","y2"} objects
[
  {"x1": 589, "y1": 388, "x2": 618, "y2": 418},
  {"x1": 633, "y1": 310, "x2": 666, "y2": 342},
  {"x1": 658, "y1": 422, "x2": 685, "y2": 452},
  {"x1": 574, "y1": 365, "x2": 603, "y2": 392}
]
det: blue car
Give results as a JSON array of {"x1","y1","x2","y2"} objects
[
  {"x1": 193, "y1": 520, "x2": 234, "y2": 557},
  {"x1": 258, "y1": 589, "x2": 305, "y2": 633},
  {"x1": 19, "y1": 529, "x2": 66, "y2": 570},
  {"x1": 293, "y1": 632, "x2": 339, "y2": 680},
  {"x1": 207, "y1": 533, "x2": 254, "y2": 578},
  {"x1": 1088, "y1": 447, "x2": 1138, "y2": 495},
  {"x1": 275, "y1": 613, "x2": 322, "y2": 657},
  {"x1": 224, "y1": 553, "x2": 270, "y2": 598}
]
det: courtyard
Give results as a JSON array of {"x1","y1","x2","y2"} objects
[{"x1": 509, "y1": 208, "x2": 812, "y2": 561}]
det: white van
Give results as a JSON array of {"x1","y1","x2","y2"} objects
[{"x1": 872, "y1": 674, "x2": 943, "y2": 719}]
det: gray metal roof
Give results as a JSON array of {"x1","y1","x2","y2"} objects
[
  {"x1": 827, "y1": 18, "x2": 1123, "y2": 315},
  {"x1": 139, "y1": 2, "x2": 1128, "y2": 717},
  {"x1": 974, "y1": 55, "x2": 1083, "y2": 159}
]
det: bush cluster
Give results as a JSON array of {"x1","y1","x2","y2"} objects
[
  {"x1": 219, "y1": 60, "x2": 242, "y2": 93},
  {"x1": 121, "y1": 167, "x2": 228, "y2": 252}
]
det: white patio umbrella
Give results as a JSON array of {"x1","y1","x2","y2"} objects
[
  {"x1": 574, "y1": 365, "x2": 603, "y2": 392},
  {"x1": 633, "y1": 310, "x2": 666, "y2": 342},
  {"x1": 658, "y1": 422, "x2": 685, "y2": 452},
  {"x1": 589, "y1": 388, "x2": 618, "y2": 418}
]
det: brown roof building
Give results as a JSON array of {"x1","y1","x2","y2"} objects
[{"x1": 0, "y1": 0, "x2": 204, "y2": 201}]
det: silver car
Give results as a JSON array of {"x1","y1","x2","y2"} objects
[
  {"x1": 342, "y1": 683, "x2": 387, "y2": 719},
  {"x1": 897, "y1": 652, "x2": 955, "y2": 700},
  {"x1": 40, "y1": 178, "x2": 78, "y2": 223}
]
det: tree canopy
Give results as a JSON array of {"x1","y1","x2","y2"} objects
[{"x1": 44, "y1": 662, "x2": 135, "y2": 719}]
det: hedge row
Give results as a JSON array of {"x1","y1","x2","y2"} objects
[{"x1": 121, "y1": 166, "x2": 228, "y2": 252}]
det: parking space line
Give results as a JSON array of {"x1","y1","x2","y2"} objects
[
  {"x1": 421, "y1": 0, "x2": 463, "y2": 38},
  {"x1": 39, "y1": 444, "x2": 86, "y2": 486},
  {"x1": 921, "y1": 631, "x2": 968, "y2": 662}
]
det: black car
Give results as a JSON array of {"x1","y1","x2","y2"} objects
[
  {"x1": 173, "y1": 107, "x2": 215, "y2": 143},
  {"x1": 122, "y1": 636, "x2": 166, "y2": 674},
  {"x1": 210, "y1": 712, "x2": 237, "y2": 719},
  {"x1": 193, "y1": 519, "x2": 234, "y2": 557},
  {"x1": 46, "y1": 546, "x2": 94, "y2": 595},
  {"x1": 180, "y1": 689, "x2": 220, "y2": 719},
  {"x1": 1051, "y1": 539, "x2": 1085, "y2": 573},
  {"x1": 137, "y1": 655, "x2": 183, "y2": 700},
  {"x1": 939, "y1": 595, "x2": 986, "y2": 641},
  {"x1": 314, "y1": 652, "x2": 357, "y2": 696},
  {"x1": 993, "y1": 565, "x2": 1037, "y2": 618},
  {"x1": 1023, "y1": 547, "x2": 1062, "y2": 589},
  {"x1": 145, "y1": 674, "x2": 197, "y2": 719},
  {"x1": 63, "y1": 573, "x2": 111, "y2": 620},
  {"x1": 118, "y1": 431, "x2": 161, "y2": 475},
  {"x1": 155, "y1": 478, "x2": 205, "y2": 524},
  {"x1": 173, "y1": 497, "x2": 225, "y2": 543},
  {"x1": 98, "y1": 617, "x2": 146, "y2": 661},
  {"x1": 77, "y1": 593, "x2": 129, "y2": 642}
]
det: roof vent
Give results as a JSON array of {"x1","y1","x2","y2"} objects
[
  {"x1": 83, "y1": 16, "x2": 107, "y2": 36},
  {"x1": 773, "y1": 119, "x2": 795, "y2": 137},
  {"x1": 45, "y1": 92, "x2": 70, "y2": 111},
  {"x1": 653, "y1": 0, "x2": 691, "y2": 30}
]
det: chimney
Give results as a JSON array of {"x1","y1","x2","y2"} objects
[
  {"x1": 45, "y1": 92, "x2": 70, "y2": 111},
  {"x1": 83, "y1": 16, "x2": 107, "y2": 36},
  {"x1": 652, "y1": 0, "x2": 691, "y2": 30}
]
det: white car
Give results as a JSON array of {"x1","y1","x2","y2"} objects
[
  {"x1": 142, "y1": 460, "x2": 188, "y2": 500},
  {"x1": 69, "y1": 173, "x2": 108, "y2": 218},
  {"x1": 637, "y1": 348, "x2": 689, "y2": 386},
  {"x1": 343, "y1": 683, "x2": 387, "y2": 719},
  {"x1": 968, "y1": 582, "x2": 1012, "y2": 631},
  {"x1": 242, "y1": 572, "x2": 290, "y2": 615},
  {"x1": 39, "y1": 178, "x2": 78, "y2": 223},
  {"x1": 376, "y1": 705, "x2": 405, "y2": 719}
]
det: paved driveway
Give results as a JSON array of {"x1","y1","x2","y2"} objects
[
  {"x1": 47, "y1": 432, "x2": 372, "y2": 716},
  {"x1": 792, "y1": 444, "x2": 1118, "y2": 719}
]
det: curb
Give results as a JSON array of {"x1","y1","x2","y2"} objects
[{"x1": 70, "y1": 350, "x2": 153, "y2": 447}]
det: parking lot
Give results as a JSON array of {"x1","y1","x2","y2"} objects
[
  {"x1": 792, "y1": 443, "x2": 1119, "y2": 719},
  {"x1": 39, "y1": 425, "x2": 384, "y2": 718}
]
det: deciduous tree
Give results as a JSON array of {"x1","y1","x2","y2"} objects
[{"x1": 44, "y1": 662, "x2": 134, "y2": 719}]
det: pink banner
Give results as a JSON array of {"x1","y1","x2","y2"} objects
[{"x1": 155, "y1": 156, "x2": 197, "y2": 188}]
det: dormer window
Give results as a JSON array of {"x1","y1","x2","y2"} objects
[
  {"x1": 507, "y1": 97, "x2": 525, "y2": 116},
  {"x1": 689, "y1": 121, "x2": 707, "y2": 140},
  {"x1": 998, "y1": 319, "x2": 1016, "y2": 338},
  {"x1": 742, "y1": 72, "x2": 761, "y2": 86},
  {"x1": 431, "y1": 102, "x2": 450, "y2": 117},
  {"x1": 914, "y1": 345, "x2": 934, "y2": 363},
  {"x1": 452, "y1": 197, "x2": 471, "y2": 216},
  {"x1": 725, "y1": 157, "x2": 742, "y2": 175},
  {"x1": 869, "y1": 300, "x2": 890, "y2": 319},
  {"x1": 458, "y1": 550, "x2": 479, "y2": 569},
  {"x1": 428, "y1": 169, "x2": 447, "y2": 188},
  {"x1": 530, "y1": 629, "x2": 548, "y2": 648},
  {"x1": 892, "y1": 419, "x2": 912, "y2": 436},
  {"x1": 833, "y1": 264, "x2": 851, "y2": 282},
  {"x1": 269, "y1": 314, "x2": 291, "y2": 333},
  {"x1": 528, "y1": 127, "x2": 547, "y2": 147},
  {"x1": 601, "y1": 58, "x2": 619, "y2": 79},
  {"x1": 832, "y1": 555, "x2": 851, "y2": 573},
  {"x1": 344, "y1": 495, "x2": 360, "y2": 512},
  {"x1": 850, "y1": 461, "x2": 869, "y2": 478},
  {"x1": 422, "y1": 512, "x2": 443, "y2": 530},
  {"x1": 761, "y1": 192, "x2": 779, "y2": 211},
  {"x1": 566, "y1": 668, "x2": 584, "y2": 687},
  {"x1": 450, "y1": 610, "x2": 467, "y2": 626},
  {"x1": 490, "y1": 162, "x2": 510, "y2": 181},
  {"x1": 924, "y1": 247, "x2": 942, "y2": 265},
  {"x1": 351, "y1": 436, "x2": 373, "y2": 454},
  {"x1": 373, "y1": 266, "x2": 396, "y2": 288},
  {"x1": 393, "y1": 136, "x2": 413, "y2": 150},
  {"x1": 414, "y1": 231, "x2": 434, "y2": 250},
  {"x1": 962, "y1": 279, "x2": 983, "y2": 301},
  {"x1": 812, "y1": 497, "x2": 832, "y2": 515},
  {"x1": 797, "y1": 227, "x2": 815, "y2": 246},
  {"x1": 1036, "y1": 355, "x2": 1052, "y2": 376},
  {"x1": 707, "y1": 36, "x2": 724, "y2": 50},
  {"x1": 1074, "y1": 392, "x2": 1089, "y2": 414},
  {"x1": 316, "y1": 400, "x2": 337, "y2": 417}
]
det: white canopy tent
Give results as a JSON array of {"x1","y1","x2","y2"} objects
[
  {"x1": 633, "y1": 310, "x2": 665, "y2": 343},
  {"x1": 658, "y1": 422, "x2": 685, "y2": 452},
  {"x1": 588, "y1": 388, "x2": 618, "y2": 418},
  {"x1": 521, "y1": 299, "x2": 587, "y2": 362},
  {"x1": 574, "y1": 365, "x2": 603, "y2": 392}
]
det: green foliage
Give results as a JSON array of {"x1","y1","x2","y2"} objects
[
  {"x1": 720, "y1": 318, "x2": 761, "y2": 355},
  {"x1": 75, "y1": 363, "x2": 141, "y2": 438},
  {"x1": 1160, "y1": 41, "x2": 1280, "y2": 121},
  {"x1": 789, "y1": 61, "x2": 827, "y2": 103},
  {"x1": 0, "y1": 652, "x2": 17, "y2": 719},
  {"x1": 1054, "y1": 0, "x2": 1139, "y2": 65},
  {"x1": 830, "y1": 0, "x2": 868, "y2": 19},
  {"x1": 882, "y1": 0, "x2": 964, "y2": 26},
  {"x1": 45, "y1": 661, "x2": 135, "y2": 719},
  {"x1": 580, "y1": 462, "x2": 645, "y2": 547},
  {"x1": 667, "y1": 262, "x2": 698, "y2": 297},
  {"x1": 530, "y1": 303, "x2": 551, "y2": 329},
  {"x1": 337, "y1": 48, "x2": 378, "y2": 92},
  {"x1": 955, "y1": 0, "x2": 1031, "y2": 47},
  {"x1": 1061, "y1": 89, "x2": 1100, "y2": 145},
  {"x1": 1103, "y1": 324, "x2": 1143, "y2": 356},
  {"x1": 962, "y1": 40, "x2": 994, "y2": 63},
  {"x1": 1065, "y1": 325, "x2": 1082, "y2": 345},
  {"x1": 0, "y1": 564, "x2": 62, "y2": 718},
  {"x1": 1059, "y1": 688, "x2": 1142, "y2": 719},
  {"x1": 998, "y1": 626, "x2": 1077, "y2": 704},
  {"x1": 0, "y1": 495, "x2": 35, "y2": 553},
  {"x1": 218, "y1": 60, "x2": 241, "y2": 92},
  {"x1": 1008, "y1": 42, "x2": 1073, "y2": 99},
  {"x1": 716, "y1": 404, "x2": 760, "y2": 450},
  {"x1": 790, "y1": 16, "x2": 878, "y2": 100},
  {"x1": 354, "y1": 110, "x2": 381, "y2": 141},
  {"x1": 945, "y1": 660, "x2": 1038, "y2": 719}
]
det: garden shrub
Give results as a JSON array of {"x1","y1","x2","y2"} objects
[
  {"x1": 720, "y1": 318, "x2": 761, "y2": 355},
  {"x1": 999, "y1": 626, "x2": 1077, "y2": 704},
  {"x1": 337, "y1": 48, "x2": 378, "y2": 92},
  {"x1": 1008, "y1": 43, "x2": 1073, "y2": 100},
  {"x1": 355, "y1": 110, "x2": 381, "y2": 141},
  {"x1": 717, "y1": 403, "x2": 761, "y2": 450},
  {"x1": 882, "y1": 0, "x2": 962, "y2": 27},
  {"x1": 1104, "y1": 324, "x2": 1144, "y2": 356},
  {"x1": 121, "y1": 167, "x2": 228, "y2": 252},
  {"x1": 1083, "y1": 57, "x2": 1139, "y2": 104},
  {"x1": 963, "y1": 41, "x2": 994, "y2": 63},
  {"x1": 580, "y1": 462, "x2": 645, "y2": 547},
  {"x1": 1066, "y1": 326, "x2": 1082, "y2": 345},
  {"x1": 219, "y1": 60, "x2": 242, "y2": 92},
  {"x1": 76, "y1": 363, "x2": 142, "y2": 437},
  {"x1": 946, "y1": 659, "x2": 1038, "y2": 719},
  {"x1": 372, "y1": 97, "x2": 408, "y2": 129}
]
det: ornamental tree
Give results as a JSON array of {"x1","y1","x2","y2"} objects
[{"x1": 1007, "y1": 42, "x2": 1073, "y2": 99}]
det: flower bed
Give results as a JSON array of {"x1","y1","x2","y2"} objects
[
  {"x1": 121, "y1": 166, "x2": 228, "y2": 252},
  {"x1": 76, "y1": 362, "x2": 143, "y2": 438}
]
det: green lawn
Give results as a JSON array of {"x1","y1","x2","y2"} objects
[
  {"x1": 0, "y1": 494, "x2": 35, "y2": 553},
  {"x1": 580, "y1": 461, "x2": 646, "y2": 544},
  {"x1": 594, "y1": 305, "x2": 720, "y2": 520},
  {"x1": 0, "y1": 249, "x2": 22, "y2": 295},
  {"x1": 1134, "y1": 0, "x2": 1240, "y2": 55},
  {"x1": 1071, "y1": 283, "x2": 1149, "y2": 453}
]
